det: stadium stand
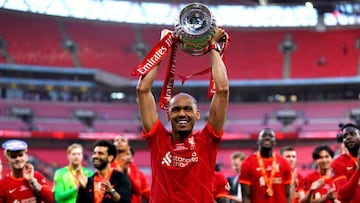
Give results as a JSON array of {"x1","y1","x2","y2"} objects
[
  {"x1": 0, "y1": 10, "x2": 73, "y2": 67},
  {"x1": 0, "y1": 8, "x2": 359, "y2": 186},
  {"x1": 63, "y1": 18, "x2": 140, "y2": 76},
  {"x1": 1, "y1": 10, "x2": 359, "y2": 81},
  {"x1": 0, "y1": 98, "x2": 358, "y2": 133},
  {"x1": 291, "y1": 29, "x2": 360, "y2": 78}
]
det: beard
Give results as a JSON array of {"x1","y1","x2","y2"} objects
[
  {"x1": 347, "y1": 144, "x2": 359, "y2": 155},
  {"x1": 177, "y1": 130, "x2": 192, "y2": 139},
  {"x1": 93, "y1": 158, "x2": 108, "y2": 171}
]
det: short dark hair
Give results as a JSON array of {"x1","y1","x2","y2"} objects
[
  {"x1": 341, "y1": 123, "x2": 360, "y2": 131},
  {"x1": 280, "y1": 146, "x2": 295, "y2": 155},
  {"x1": 92, "y1": 140, "x2": 117, "y2": 161},
  {"x1": 312, "y1": 145, "x2": 334, "y2": 160}
]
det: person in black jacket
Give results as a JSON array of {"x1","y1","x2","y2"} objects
[{"x1": 76, "y1": 140, "x2": 131, "y2": 203}]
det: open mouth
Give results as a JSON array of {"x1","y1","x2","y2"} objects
[
  {"x1": 177, "y1": 120, "x2": 188, "y2": 126},
  {"x1": 93, "y1": 159, "x2": 100, "y2": 164}
]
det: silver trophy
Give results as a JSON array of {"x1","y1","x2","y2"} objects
[{"x1": 175, "y1": 2, "x2": 217, "y2": 56}]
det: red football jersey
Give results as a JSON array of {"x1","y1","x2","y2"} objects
[
  {"x1": 292, "y1": 171, "x2": 304, "y2": 203},
  {"x1": 239, "y1": 153, "x2": 292, "y2": 203},
  {"x1": 128, "y1": 163, "x2": 147, "y2": 203},
  {"x1": 303, "y1": 171, "x2": 335, "y2": 203},
  {"x1": 213, "y1": 171, "x2": 230, "y2": 199},
  {"x1": 138, "y1": 170, "x2": 150, "y2": 201},
  {"x1": 0, "y1": 171, "x2": 53, "y2": 203},
  {"x1": 331, "y1": 153, "x2": 360, "y2": 203},
  {"x1": 143, "y1": 119, "x2": 222, "y2": 203}
]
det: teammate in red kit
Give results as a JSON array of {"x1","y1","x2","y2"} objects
[
  {"x1": 301, "y1": 145, "x2": 339, "y2": 203},
  {"x1": 331, "y1": 123, "x2": 360, "y2": 203},
  {"x1": 239, "y1": 128, "x2": 292, "y2": 203},
  {"x1": 136, "y1": 28, "x2": 229, "y2": 203},
  {"x1": 213, "y1": 164, "x2": 231, "y2": 203},
  {"x1": 0, "y1": 139, "x2": 53, "y2": 203},
  {"x1": 280, "y1": 146, "x2": 305, "y2": 203},
  {"x1": 0, "y1": 158, "x2": 3, "y2": 179}
]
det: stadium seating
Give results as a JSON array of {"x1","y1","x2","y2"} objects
[
  {"x1": 63, "y1": 18, "x2": 139, "y2": 77},
  {"x1": 0, "y1": 116, "x2": 29, "y2": 130},
  {"x1": 1, "y1": 10, "x2": 359, "y2": 80},
  {"x1": 0, "y1": 99, "x2": 358, "y2": 134},
  {"x1": 291, "y1": 29, "x2": 359, "y2": 78},
  {"x1": 0, "y1": 10, "x2": 73, "y2": 67}
]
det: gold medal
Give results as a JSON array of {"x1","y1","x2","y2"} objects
[{"x1": 266, "y1": 188, "x2": 273, "y2": 196}]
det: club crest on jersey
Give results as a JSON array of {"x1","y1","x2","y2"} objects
[{"x1": 188, "y1": 136, "x2": 196, "y2": 150}]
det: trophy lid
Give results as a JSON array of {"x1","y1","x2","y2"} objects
[{"x1": 178, "y1": 2, "x2": 213, "y2": 36}]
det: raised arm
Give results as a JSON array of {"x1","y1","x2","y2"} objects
[
  {"x1": 136, "y1": 63, "x2": 159, "y2": 133},
  {"x1": 207, "y1": 27, "x2": 230, "y2": 133},
  {"x1": 136, "y1": 30, "x2": 171, "y2": 132}
]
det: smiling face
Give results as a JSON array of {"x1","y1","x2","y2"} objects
[
  {"x1": 316, "y1": 150, "x2": 333, "y2": 171},
  {"x1": 167, "y1": 93, "x2": 200, "y2": 139},
  {"x1": 92, "y1": 146, "x2": 112, "y2": 171},
  {"x1": 6, "y1": 150, "x2": 28, "y2": 171}
]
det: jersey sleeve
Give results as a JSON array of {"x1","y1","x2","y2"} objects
[
  {"x1": 142, "y1": 119, "x2": 161, "y2": 139},
  {"x1": 204, "y1": 122, "x2": 224, "y2": 139},
  {"x1": 238, "y1": 157, "x2": 252, "y2": 186},
  {"x1": 303, "y1": 173, "x2": 313, "y2": 192},
  {"x1": 281, "y1": 158, "x2": 292, "y2": 185},
  {"x1": 296, "y1": 173, "x2": 304, "y2": 193},
  {"x1": 139, "y1": 171, "x2": 150, "y2": 200},
  {"x1": 128, "y1": 168, "x2": 142, "y2": 195},
  {"x1": 331, "y1": 158, "x2": 360, "y2": 201},
  {"x1": 0, "y1": 179, "x2": 5, "y2": 203},
  {"x1": 214, "y1": 172, "x2": 230, "y2": 198},
  {"x1": 34, "y1": 171, "x2": 54, "y2": 203}
]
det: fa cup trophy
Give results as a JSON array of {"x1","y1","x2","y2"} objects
[
  {"x1": 175, "y1": 2, "x2": 217, "y2": 56},
  {"x1": 132, "y1": 2, "x2": 229, "y2": 109}
]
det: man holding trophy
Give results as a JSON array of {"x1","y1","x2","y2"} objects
[{"x1": 135, "y1": 3, "x2": 230, "y2": 202}]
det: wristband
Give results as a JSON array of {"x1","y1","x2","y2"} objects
[
  {"x1": 110, "y1": 188, "x2": 116, "y2": 196},
  {"x1": 29, "y1": 178, "x2": 42, "y2": 192},
  {"x1": 208, "y1": 43, "x2": 221, "y2": 53}
]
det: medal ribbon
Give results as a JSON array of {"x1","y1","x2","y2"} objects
[
  {"x1": 94, "y1": 168, "x2": 113, "y2": 203},
  {"x1": 159, "y1": 40, "x2": 178, "y2": 110},
  {"x1": 256, "y1": 152, "x2": 277, "y2": 194},
  {"x1": 69, "y1": 165, "x2": 81, "y2": 187}
]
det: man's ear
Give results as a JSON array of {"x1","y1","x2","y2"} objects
[
  {"x1": 108, "y1": 155, "x2": 114, "y2": 163},
  {"x1": 196, "y1": 110, "x2": 200, "y2": 120}
]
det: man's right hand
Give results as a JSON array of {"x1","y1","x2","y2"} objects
[
  {"x1": 210, "y1": 27, "x2": 226, "y2": 45},
  {"x1": 76, "y1": 172, "x2": 88, "y2": 189},
  {"x1": 310, "y1": 178, "x2": 324, "y2": 191}
]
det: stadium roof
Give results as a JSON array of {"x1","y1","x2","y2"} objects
[{"x1": 0, "y1": 0, "x2": 359, "y2": 28}]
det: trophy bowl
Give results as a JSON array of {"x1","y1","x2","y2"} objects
[{"x1": 175, "y1": 2, "x2": 217, "y2": 56}]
